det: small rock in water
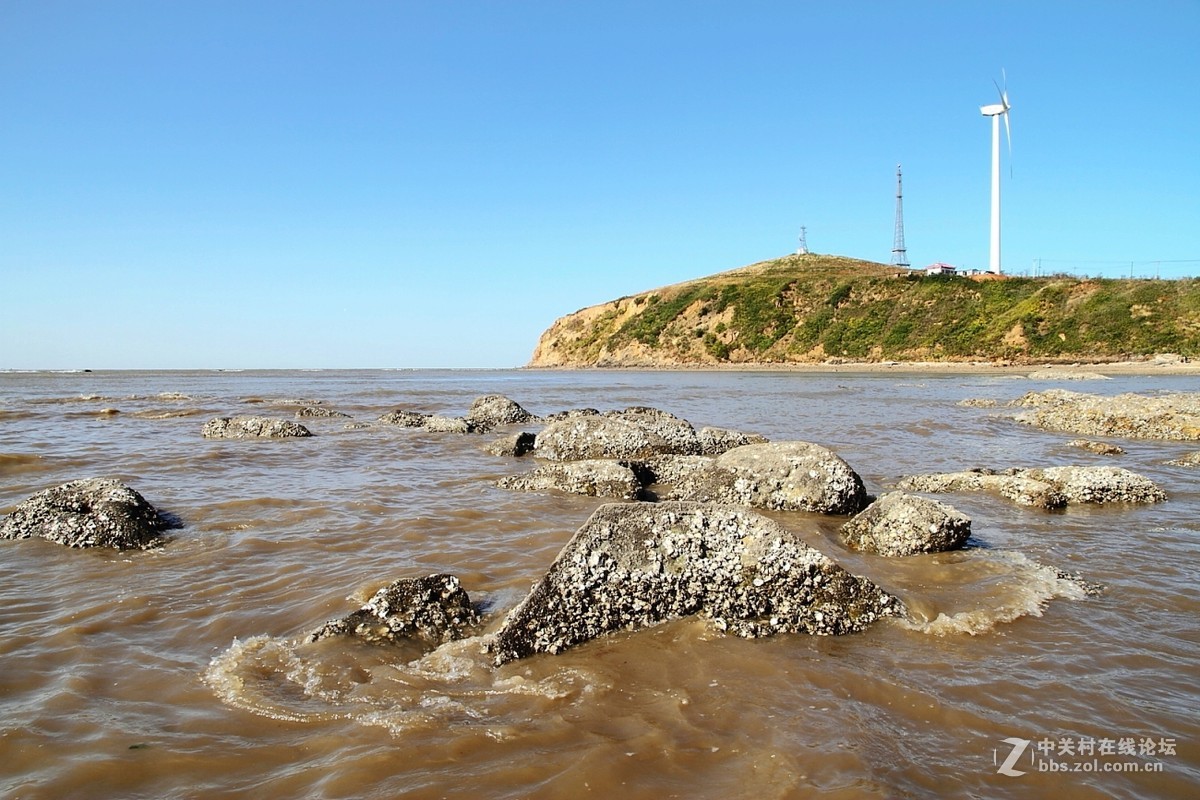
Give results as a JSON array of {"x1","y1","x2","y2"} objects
[
  {"x1": 377, "y1": 409, "x2": 430, "y2": 427},
  {"x1": 422, "y1": 415, "x2": 471, "y2": 434},
  {"x1": 840, "y1": 492, "x2": 971, "y2": 557},
  {"x1": 202, "y1": 416, "x2": 312, "y2": 439},
  {"x1": 296, "y1": 406, "x2": 350, "y2": 419},
  {"x1": 465, "y1": 394, "x2": 537, "y2": 432},
  {"x1": 496, "y1": 460, "x2": 643, "y2": 500},
  {"x1": 308, "y1": 574, "x2": 479, "y2": 646},
  {"x1": 1067, "y1": 439, "x2": 1125, "y2": 456}
]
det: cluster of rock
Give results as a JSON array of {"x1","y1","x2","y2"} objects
[
  {"x1": 11, "y1": 389, "x2": 1149, "y2": 667},
  {"x1": 1167, "y1": 451, "x2": 1200, "y2": 468},
  {"x1": 308, "y1": 574, "x2": 479, "y2": 645},
  {"x1": 202, "y1": 416, "x2": 313, "y2": 439},
  {"x1": 1012, "y1": 389, "x2": 1200, "y2": 441},
  {"x1": 0, "y1": 478, "x2": 174, "y2": 549},
  {"x1": 897, "y1": 466, "x2": 1167, "y2": 509},
  {"x1": 289, "y1": 395, "x2": 951, "y2": 659}
]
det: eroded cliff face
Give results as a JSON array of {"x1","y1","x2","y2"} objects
[{"x1": 528, "y1": 293, "x2": 734, "y2": 367}]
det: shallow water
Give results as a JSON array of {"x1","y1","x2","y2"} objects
[{"x1": 1, "y1": 368, "x2": 1198, "y2": 799}]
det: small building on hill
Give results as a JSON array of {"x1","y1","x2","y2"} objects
[{"x1": 924, "y1": 263, "x2": 958, "y2": 276}]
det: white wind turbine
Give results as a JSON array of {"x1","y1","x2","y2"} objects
[{"x1": 980, "y1": 71, "x2": 1012, "y2": 274}]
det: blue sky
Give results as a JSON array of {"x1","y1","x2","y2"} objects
[{"x1": 2, "y1": 1, "x2": 1198, "y2": 369}]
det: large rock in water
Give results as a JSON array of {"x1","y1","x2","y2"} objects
[
  {"x1": 308, "y1": 574, "x2": 479, "y2": 645},
  {"x1": 840, "y1": 492, "x2": 971, "y2": 557},
  {"x1": 487, "y1": 502, "x2": 902, "y2": 665},
  {"x1": 0, "y1": 478, "x2": 173, "y2": 549},
  {"x1": 465, "y1": 394, "x2": 536, "y2": 432},
  {"x1": 668, "y1": 441, "x2": 869, "y2": 514},
  {"x1": 377, "y1": 409, "x2": 430, "y2": 428},
  {"x1": 202, "y1": 416, "x2": 312, "y2": 439}
]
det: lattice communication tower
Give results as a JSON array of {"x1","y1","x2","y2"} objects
[{"x1": 891, "y1": 164, "x2": 910, "y2": 267}]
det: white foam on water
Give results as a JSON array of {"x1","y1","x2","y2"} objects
[
  {"x1": 899, "y1": 550, "x2": 1090, "y2": 636},
  {"x1": 204, "y1": 632, "x2": 606, "y2": 736}
]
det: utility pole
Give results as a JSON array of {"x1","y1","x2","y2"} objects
[{"x1": 797, "y1": 226, "x2": 809, "y2": 255}]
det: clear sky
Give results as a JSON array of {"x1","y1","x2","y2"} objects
[{"x1": 2, "y1": 1, "x2": 1198, "y2": 370}]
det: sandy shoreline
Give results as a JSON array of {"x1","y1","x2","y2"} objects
[{"x1": 523, "y1": 357, "x2": 1200, "y2": 377}]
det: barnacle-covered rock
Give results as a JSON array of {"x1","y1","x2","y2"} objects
[
  {"x1": 487, "y1": 502, "x2": 902, "y2": 665},
  {"x1": 308, "y1": 574, "x2": 479, "y2": 646},
  {"x1": 1, "y1": 478, "x2": 174, "y2": 549},
  {"x1": 668, "y1": 441, "x2": 869, "y2": 515},
  {"x1": 840, "y1": 492, "x2": 971, "y2": 557}
]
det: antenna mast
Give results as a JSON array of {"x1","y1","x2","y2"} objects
[
  {"x1": 891, "y1": 164, "x2": 910, "y2": 267},
  {"x1": 797, "y1": 226, "x2": 809, "y2": 255}
]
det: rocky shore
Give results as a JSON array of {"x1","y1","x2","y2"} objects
[{"x1": 13, "y1": 384, "x2": 1186, "y2": 664}]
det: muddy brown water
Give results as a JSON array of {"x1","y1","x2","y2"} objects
[{"x1": 1, "y1": 369, "x2": 1197, "y2": 799}]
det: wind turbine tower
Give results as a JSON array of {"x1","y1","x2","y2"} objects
[
  {"x1": 891, "y1": 164, "x2": 909, "y2": 267},
  {"x1": 980, "y1": 72, "x2": 1012, "y2": 274}
]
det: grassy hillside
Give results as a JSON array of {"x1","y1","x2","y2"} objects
[{"x1": 529, "y1": 254, "x2": 1200, "y2": 366}]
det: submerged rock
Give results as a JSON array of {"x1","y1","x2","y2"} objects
[
  {"x1": 1067, "y1": 439, "x2": 1125, "y2": 456},
  {"x1": 668, "y1": 441, "x2": 869, "y2": 515},
  {"x1": 488, "y1": 502, "x2": 902, "y2": 665},
  {"x1": 1013, "y1": 389, "x2": 1200, "y2": 440},
  {"x1": 465, "y1": 394, "x2": 537, "y2": 432},
  {"x1": 202, "y1": 416, "x2": 312, "y2": 439},
  {"x1": 1027, "y1": 369, "x2": 1110, "y2": 381},
  {"x1": 296, "y1": 406, "x2": 350, "y2": 419},
  {"x1": 308, "y1": 574, "x2": 479, "y2": 646},
  {"x1": 840, "y1": 492, "x2": 971, "y2": 557},
  {"x1": 0, "y1": 478, "x2": 174, "y2": 549},
  {"x1": 1167, "y1": 451, "x2": 1200, "y2": 467},
  {"x1": 377, "y1": 409, "x2": 430, "y2": 428},
  {"x1": 897, "y1": 465, "x2": 1166, "y2": 508},
  {"x1": 496, "y1": 460, "x2": 643, "y2": 500}
]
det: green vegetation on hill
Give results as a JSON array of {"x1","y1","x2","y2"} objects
[{"x1": 531, "y1": 254, "x2": 1200, "y2": 366}]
